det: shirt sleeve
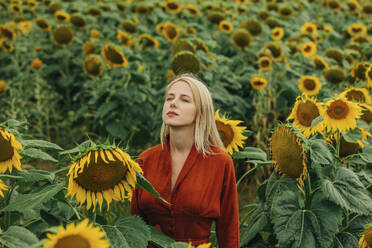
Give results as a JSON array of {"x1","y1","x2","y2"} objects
[
  {"x1": 130, "y1": 156, "x2": 147, "y2": 222},
  {"x1": 216, "y1": 156, "x2": 240, "y2": 248}
]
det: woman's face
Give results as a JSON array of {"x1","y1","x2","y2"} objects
[{"x1": 162, "y1": 80, "x2": 197, "y2": 128}]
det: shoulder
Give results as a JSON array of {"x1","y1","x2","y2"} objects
[
  {"x1": 138, "y1": 144, "x2": 163, "y2": 162},
  {"x1": 206, "y1": 147, "x2": 234, "y2": 168}
]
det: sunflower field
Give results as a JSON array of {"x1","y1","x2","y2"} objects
[{"x1": 0, "y1": 0, "x2": 372, "y2": 247}]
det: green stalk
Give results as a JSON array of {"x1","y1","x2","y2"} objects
[
  {"x1": 304, "y1": 175, "x2": 312, "y2": 209},
  {"x1": 237, "y1": 166, "x2": 258, "y2": 188},
  {"x1": 336, "y1": 131, "x2": 341, "y2": 161}
]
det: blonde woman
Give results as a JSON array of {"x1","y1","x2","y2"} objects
[{"x1": 131, "y1": 74, "x2": 240, "y2": 247}]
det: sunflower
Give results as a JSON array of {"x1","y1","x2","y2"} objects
[
  {"x1": 324, "y1": 68, "x2": 345, "y2": 85},
  {"x1": 360, "y1": 104, "x2": 372, "y2": 125},
  {"x1": 116, "y1": 30, "x2": 132, "y2": 47},
  {"x1": 339, "y1": 88, "x2": 371, "y2": 103},
  {"x1": 19, "y1": 21, "x2": 31, "y2": 34},
  {"x1": 347, "y1": 23, "x2": 367, "y2": 37},
  {"x1": 172, "y1": 39, "x2": 195, "y2": 55},
  {"x1": 271, "y1": 124, "x2": 308, "y2": 187},
  {"x1": 70, "y1": 15, "x2": 87, "y2": 29},
  {"x1": 0, "y1": 80, "x2": 5, "y2": 95},
  {"x1": 301, "y1": 22, "x2": 318, "y2": 35},
  {"x1": 361, "y1": 4, "x2": 372, "y2": 16},
  {"x1": 344, "y1": 55, "x2": 355, "y2": 67},
  {"x1": 101, "y1": 44, "x2": 127, "y2": 68},
  {"x1": 1, "y1": 41, "x2": 13, "y2": 53},
  {"x1": 137, "y1": 33, "x2": 159, "y2": 49},
  {"x1": 287, "y1": 95, "x2": 323, "y2": 137},
  {"x1": 183, "y1": 5, "x2": 200, "y2": 16},
  {"x1": 232, "y1": 29, "x2": 251, "y2": 50},
  {"x1": 214, "y1": 109, "x2": 247, "y2": 155},
  {"x1": 34, "y1": 18, "x2": 52, "y2": 31},
  {"x1": 165, "y1": 0, "x2": 182, "y2": 14},
  {"x1": 0, "y1": 179, "x2": 7, "y2": 198},
  {"x1": 287, "y1": 43, "x2": 300, "y2": 56},
  {"x1": 278, "y1": 6, "x2": 294, "y2": 18},
  {"x1": 264, "y1": 18, "x2": 281, "y2": 29},
  {"x1": 327, "y1": 0, "x2": 342, "y2": 10},
  {"x1": 258, "y1": 56, "x2": 272, "y2": 71},
  {"x1": 43, "y1": 219, "x2": 110, "y2": 248},
  {"x1": 49, "y1": 2, "x2": 61, "y2": 13},
  {"x1": 301, "y1": 42, "x2": 317, "y2": 58},
  {"x1": 90, "y1": 29, "x2": 100, "y2": 39},
  {"x1": 10, "y1": 4, "x2": 22, "y2": 14},
  {"x1": 0, "y1": 128, "x2": 23, "y2": 173},
  {"x1": 54, "y1": 11, "x2": 70, "y2": 23},
  {"x1": 171, "y1": 51, "x2": 200, "y2": 75},
  {"x1": 313, "y1": 56, "x2": 329, "y2": 70},
  {"x1": 240, "y1": 19, "x2": 263, "y2": 36},
  {"x1": 366, "y1": 65, "x2": 372, "y2": 87},
  {"x1": 271, "y1": 27, "x2": 284, "y2": 40},
  {"x1": 83, "y1": 55, "x2": 103, "y2": 78},
  {"x1": 298, "y1": 75, "x2": 322, "y2": 96},
  {"x1": 264, "y1": 43, "x2": 283, "y2": 62},
  {"x1": 258, "y1": 10, "x2": 270, "y2": 20},
  {"x1": 219, "y1": 20, "x2": 234, "y2": 34},
  {"x1": 359, "y1": 225, "x2": 372, "y2": 248},
  {"x1": 323, "y1": 25, "x2": 333, "y2": 35},
  {"x1": 324, "y1": 49, "x2": 343, "y2": 66},
  {"x1": 0, "y1": 25, "x2": 16, "y2": 40},
  {"x1": 352, "y1": 62, "x2": 369, "y2": 82},
  {"x1": 327, "y1": 133, "x2": 360, "y2": 158},
  {"x1": 53, "y1": 26, "x2": 73, "y2": 46},
  {"x1": 66, "y1": 147, "x2": 143, "y2": 211},
  {"x1": 32, "y1": 58, "x2": 42, "y2": 70},
  {"x1": 322, "y1": 96, "x2": 362, "y2": 133},
  {"x1": 85, "y1": 7, "x2": 101, "y2": 17},
  {"x1": 193, "y1": 39, "x2": 209, "y2": 54},
  {"x1": 116, "y1": 3, "x2": 126, "y2": 12},
  {"x1": 346, "y1": 0, "x2": 359, "y2": 14},
  {"x1": 82, "y1": 41, "x2": 96, "y2": 54},
  {"x1": 250, "y1": 76, "x2": 268, "y2": 90},
  {"x1": 162, "y1": 23, "x2": 179, "y2": 42},
  {"x1": 208, "y1": 11, "x2": 225, "y2": 24},
  {"x1": 135, "y1": 5, "x2": 151, "y2": 15}
]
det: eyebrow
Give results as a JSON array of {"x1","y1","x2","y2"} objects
[{"x1": 167, "y1": 93, "x2": 192, "y2": 98}]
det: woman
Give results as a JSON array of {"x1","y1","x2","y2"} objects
[{"x1": 131, "y1": 74, "x2": 240, "y2": 247}]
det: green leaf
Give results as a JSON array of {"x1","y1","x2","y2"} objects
[
  {"x1": 311, "y1": 115, "x2": 323, "y2": 129},
  {"x1": 22, "y1": 140, "x2": 63, "y2": 150},
  {"x1": 342, "y1": 129, "x2": 362, "y2": 143},
  {"x1": 6, "y1": 119, "x2": 28, "y2": 128},
  {"x1": 320, "y1": 167, "x2": 372, "y2": 215},
  {"x1": 21, "y1": 148, "x2": 57, "y2": 162},
  {"x1": 240, "y1": 206, "x2": 269, "y2": 246},
  {"x1": 169, "y1": 242, "x2": 189, "y2": 248},
  {"x1": 136, "y1": 172, "x2": 169, "y2": 204},
  {"x1": 96, "y1": 102, "x2": 119, "y2": 119},
  {"x1": 59, "y1": 141, "x2": 92, "y2": 155},
  {"x1": 360, "y1": 146, "x2": 372, "y2": 163},
  {"x1": 1, "y1": 182, "x2": 65, "y2": 213},
  {"x1": 102, "y1": 225, "x2": 130, "y2": 248},
  {"x1": 356, "y1": 119, "x2": 370, "y2": 129},
  {"x1": 232, "y1": 147, "x2": 267, "y2": 160},
  {"x1": 113, "y1": 215, "x2": 151, "y2": 248},
  {"x1": 18, "y1": 169, "x2": 55, "y2": 183},
  {"x1": 149, "y1": 225, "x2": 175, "y2": 248},
  {"x1": 0, "y1": 226, "x2": 39, "y2": 248},
  {"x1": 310, "y1": 139, "x2": 334, "y2": 165}
]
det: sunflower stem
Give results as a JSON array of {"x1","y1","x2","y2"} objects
[
  {"x1": 336, "y1": 131, "x2": 341, "y2": 160},
  {"x1": 236, "y1": 165, "x2": 258, "y2": 188},
  {"x1": 304, "y1": 175, "x2": 312, "y2": 209}
]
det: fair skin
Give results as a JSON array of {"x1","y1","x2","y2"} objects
[{"x1": 162, "y1": 80, "x2": 197, "y2": 193}]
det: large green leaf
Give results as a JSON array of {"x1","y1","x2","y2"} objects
[
  {"x1": 240, "y1": 205, "x2": 269, "y2": 246},
  {"x1": 310, "y1": 139, "x2": 334, "y2": 165},
  {"x1": 149, "y1": 225, "x2": 175, "y2": 248},
  {"x1": 18, "y1": 169, "x2": 55, "y2": 183},
  {"x1": 1, "y1": 182, "x2": 65, "y2": 213},
  {"x1": 21, "y1": 148, "x2": 57, "y2": 162},
  {"x1": 113, "y1": 215, "x2": 151, "y2": 248},
  {"x1": 169, "y1": 242, "x2": 189, "y2": 248},
  {"x1": 342, "y1": 128, "x2": 362, "y2": 143},
  {"x1": 136, "y1": 172, "x2": 168, "y2": 204},
  {"x1": 0, "y1": 226, "x2": 39, "y2": 248},
  {"x1": 22, "y1": 140, "x2": 63, "y2": 150},
  {"x1": 272, "y1": 190, "x2": 342, "y2": 248},
  {"x1": 320, "y1": 167, "x2": 372, "y2": 215},
  {"x1": 102, "y1": 226, "x2": 130, "y2": 248},
  {"x1": 232, "y1": 147, "x2": 267, "y2": 160}
]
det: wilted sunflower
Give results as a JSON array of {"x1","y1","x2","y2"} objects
[
  {"x1": 49, "y1": 2, "x2": 61, "y2": 13},
  {"x1": 287, "y1": 43, "x2": 299, "y2": 56},
  {"x1": 258, "y1": 56, "x2": 272, "y2": 71},
  {"x1": 70, "y1": 15, "x2": 87, "y2": 29},
  {"x1": 264, "y1": 18, "x2": 281, "y2": 29},
  {"x1": 43, "y1": 219, "x2": 110, "y2": 248},
  {"x1": 346, "y1": 0, "x2": 359, "y2": 14},
  {"x1": 322, "y1": 96, "x2": 362, "y2": 133},
  {"x1": 0, "y1": 25, "x2": 16, "y2": 40},
  {"x1": 54, "y1": 11, "x2": 70, "y2": 23},
  {"x1": 301, "y1": 22, "x2": 318, "y2": 35},
  {"x1": 101, "y1": 44, "x2": 127, "y2": 68},
  {"x1": 360, "y1": 104, "x2": 372, "y2": 125},
  {"x1": 208, "y1": 11, "x2": 225, "y2": 24},
  {"x1": 82, "y1": 41, "x2": 96, "y2": 54},
  {"x1": 34, "y1": 18, "x2": 52, "y2": 31},
  {"x1": 66, "y1": 147, "x2": 143, "y2": 211},
  {"x1": 250, "y1": 76, "x2": 268, "y2": 90},
  {"x1": 214, "y1": 109, "x2": 247, "y2": 155},
  {"x1": 165, "y1": 0, "x2": 182, "y2": 14},
  {"x1": 116, "y1": 30, "x2": 132, "y2": 47},
  {"x1": 162, "y1": 23, "x2": 180, "y2": 42},
  {"x1": 324, "y1": 49, "x2": 343, "y2": 66},
  {"x1": 85, "y1": 7, "x2": 101, "y2": 17},
  {"x1": 340, "y1": 88, "x2": 371, "y2": 103},
  {"x1": 359, "y1": 225, "x2": 372, "y2": 248},
  {"x1": 0, "y1": 80, "x2": 6, "y2": 95},
  {"x1": 240, "y1": 19, "x2": 263, "y2": 36},
  {"x1": 264, "y1": 43, "x2": 283, "y2": 62},
  {"x1": 53, "y1": 26, "x2": 73, "y2": 46},
  {"x1": 327, "y1": 0, "x2": 342, "y2": 10},
  {"x1": 366, "y1": 65, "x2": 372, "y2": 87},
  {"x1": 83, "y1": 55, "x2": 103, "y2": 78},
  {"x1": 324, "y1": 68, "x2": 345, "y2": 84},
  {"x1": 347, "y1": 23, "x2": 367, "y2": 36},
  {"x1": 298, "y1": 75, "x2": 322, "y2": 96},
  {"x1": 271, "y1": 124, "x2": 308, "y2": 187},
  {"x1": 137, "y1": 33, "x2": 159, "y2": 49},
  {"x1": 184, "y1": 4, "x2": 200, "y2": 16},
  {"x1": 0, "y1": 179, "x2": 7, "y2": 198},
  {"x1": 0, "y1": 128, "x2": 23, "y2": 173},
  {"x1": 116, "y1": 3, "x2": 126, "y2": 12},
  {"x1": 172, "y1": 39, "x2": 195, "y2": 55},
  {"x1": 258, "y1": 10, "x2": 270, "y2": 20},
  {"x1": 352, "y1": 35, "x2": 371, "y2": 44},
  {"x1": 301, "y1": 42, "x2": 317, "y2": 58},
  {"x1": 287, "y1": 95, "x2": 323, "y2": 137},
  {"x1": 193, "y1": 39, "x2": 209, "y2": 53},
  {"x1": 90, "y1": 29, "x2": 100, "y2": 39},
  {"x1": 232, "y1": 29, "x2": 251, "y2": 50},
  {"x1": 171, "y1": 51, "x2": 200, "y2": 75},
  {"x1": 327, "y1": 133, "x2": 360, "y2": 158},
  {"x1": 313, "y1": 56, "x2": 329, "y2": 70},
  {"x1": 135, "y1": 5, "x2": 151, "y2": 15},
  {"x1": 352, "y1": 62, "x2": 369, "y2": 82},
  {"x1": 219, "y1": 20, "x2": 234, "y2": 34},
  {"x1": 271, "y1": 27, "x2": 284, "y2": 40},
  {"x1": 32, "y1": 58, "x2": 42, "y2": 70}
]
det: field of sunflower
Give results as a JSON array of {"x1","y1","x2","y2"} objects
[{"x1": 0, "y1": 0, "x2": 372, "y2": 247}]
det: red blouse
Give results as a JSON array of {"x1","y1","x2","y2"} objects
[{"x1": 130, "y1": 139, "x2": 240, "y2": 247}]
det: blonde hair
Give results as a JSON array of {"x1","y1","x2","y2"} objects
[{"x1": 160, "y1": 74, "x2": 225, "y2": 156}]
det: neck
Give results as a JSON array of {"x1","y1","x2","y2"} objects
[{"x1": 168, "y1": 125, "x2": 195, "y2": 154}]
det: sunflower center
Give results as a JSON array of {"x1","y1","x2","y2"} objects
[
  {"x1": 54, "y1": 27, "x2": 73, "y2": 45},
  {"x1": 352, "y1": 27, "x2": 361, "y2": 33},
  {"x1": 57, "y1": 15, "x2": 67, "y2": 21},
  {"x1": 0, "y1": 133, "x2": 14, "y2": 162},
  {"x1": 296, "y1": 100, "x2": 320, "y2": 127},
  {"x1": 222, "y1": 24, "x2": 229, "y2": 30},
  {"x1": 304, "y1": 45, "x2": 311, "y2": 52},
  {"x1": 216, "y1": 121, "x2": 234, "y2": 148},
  {"x1": 367, "y1": 68, "x2": 372, "y2": 80},
  {"x1": 104, "y1": 46, "x2": 124, "y2": 64},
  {"x1": 165, "y1": 26, "x2": 177, "y2": 39},
  {"x1": 361, "y1": 107, "x2": 372, "y2": 124},
  {"x1": 76, "y1": 151, "x2": 128, "y2": 192},
  {"x1": 55, "y1": 234, "x2": 90, "y2": 248},
  {"x1": 346, "y1": 90, "x2": 365, "y2": 102},
  {"x1": 253, "y1": 80, "x2": 264, "y2": 86},
  {"x1": 167, "y1": 3, "x2": 178, "y2": 10},
  {"x1": 261, "y1": 60, "x2": 269, "y2": 67},
  {"x1": 306, "y1": 27, "x2": 314, "y2": 33},
  {"x1": 347, "y1": 3, "x2": 356, "y2": 11},
  {"x1": 327, "y1": 100, "x2": 349, "y2": 119},
  {"x1": 303, "y1": 79, "x2": 316, "y2": 90},
  {"x1": 37, "y1": 20, "x2": 48, "y2": 29}
]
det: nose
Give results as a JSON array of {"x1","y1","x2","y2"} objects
[{"x1": 170, "y1": 99, "x2": 177, "y2": 107}]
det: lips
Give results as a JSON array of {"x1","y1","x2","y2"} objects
[{"x1": 167, "y1": 111, "x2": 178, "y2": 116}]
